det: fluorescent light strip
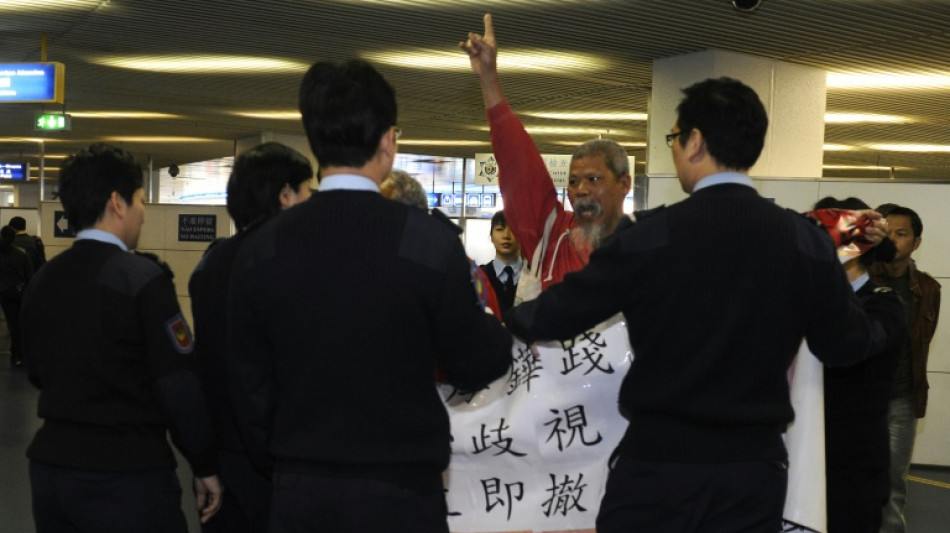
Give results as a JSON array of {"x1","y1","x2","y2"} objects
[
  {"x1": 0, "y1": 0, "x2": 102, "y2": 12},
  {"x1": 552, "y1": 141, "x2": 646, "y2": 148},
  {"x1": 233, "y1": 111, "x2": 302, "y2": 120},
  {"x1": 828, "y1": 72, "x2": 950, "y2": 90},
  {"x1": 399, "y1": 139, "x2": 490, "y2": 146},
  {"x1": 868, "y1": 144, "x2": 950, "y2": 153},
  {"x1": 824, "y1": 113, "x2": 911, "y2": 124},
  {"x1": 823, "y1": 144, "x2": 856, "y2": 151},
  {"x1": 823, "y1": 164, "x2": 895, "y2": 171},
  {"x1": 364, "y1": 49, "x2": 605, "y2": 73},
  {"x1": 90, "y1": 55, "x2": 309, "y2": 73},
  {"x1": 525, "y1": 111, "x2": 648, "y2": 121},
  {"x1": 104, "y1": 136, "x2": 221, "y2": 143},
  {"x1": 69, "y1": 112, "x2": 181, "y2": 119}
]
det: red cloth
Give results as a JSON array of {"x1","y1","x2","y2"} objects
[
  {"x1": 806, "y1": 208, "x2": 875, "y2": 256},
  {"x1": 488, "y1": 101, "x2": 587, "y2": 290}
]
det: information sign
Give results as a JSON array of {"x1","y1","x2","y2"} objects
[
  {"x1": 0, "y1": 63, "x2": 66, "y2": 104},
  {"x1": 178, "y1": 214, "x2": 217, "y2": 242},
  {"x1": 0, "y1": 162, "x2": 28, "y2": 181}
]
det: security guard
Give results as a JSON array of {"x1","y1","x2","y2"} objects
[{"x1": 21, "y1": 143, "x2": 221, "y2": 533}]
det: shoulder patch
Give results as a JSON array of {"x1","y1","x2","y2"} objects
[{"x1": 165, "y1": 313, "x2": 195, "y2": 354}]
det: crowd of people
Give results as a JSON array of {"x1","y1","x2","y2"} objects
[{"x1": 10, "y1": 12, "x2": 940, "y2": 533}]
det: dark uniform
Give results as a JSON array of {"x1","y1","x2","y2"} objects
[
  {"x1": 22, "y1": 236, "x2": 216, "y2": 533},
  {"x1": 14, "y1": 232, "x2": 46, "y2": 270},
  {"x1": 190, "y1": 232, "x2": 271, "y2": 533}
]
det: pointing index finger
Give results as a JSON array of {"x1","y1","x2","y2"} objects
[{"x1": 484, "y1": 13, "x2": 494, "y2": 41}]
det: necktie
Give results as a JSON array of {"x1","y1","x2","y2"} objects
[{"x1": 502, "y1": 266, "x2": 515, "y2": 294}]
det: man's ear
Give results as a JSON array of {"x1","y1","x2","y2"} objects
[
  {"x1": 378, "y1": 126, "x2": 397, "y2": 160},
  {"x1": 619, "y1": 173, "x2": 632, "y2": 194},
  {"x1": 684, "y1": 128, "x2": 706, "y2": 163},
  {"x1": 913, "y1": 236, "x2": 922, "y2": 252}
]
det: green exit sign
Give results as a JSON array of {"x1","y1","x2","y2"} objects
[{"x1": 35, "y1": 113, "x2": 71, "y2": 131}]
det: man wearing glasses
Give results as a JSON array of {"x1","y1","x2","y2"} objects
[{"x1": 505, "y1": 76, "x2": 901, "y2": 531}]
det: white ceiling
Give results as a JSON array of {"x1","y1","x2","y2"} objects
[{"x1": 3, "y1": 0, "x2": 950, "y2": 186}]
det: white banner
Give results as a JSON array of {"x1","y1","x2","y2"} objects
[{"x1": 442, "y1": 314, "x2": 633, "y2": 532}]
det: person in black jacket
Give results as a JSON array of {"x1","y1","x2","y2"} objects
[
  {"x1": 813, "y1": 197, "x2": 908, "y2": 533},
  {"x1": 0, "y1": 225, "x2": 32, "y2": 366},
  {"x1": 505, "y1": 78, "x2": 900, "y2": 533},
  {"x1": 229, "y1": 59, "x2": 512, "y2": 533},
  {"x1": 21, "y1": 143, "x2": 221, "y2": 533},
  {"x1": 189, "y1": 142, "x2": 312, "y2": 533},
  {"x1": 8, "y1": 216, "x2": 45, "y2": 270}
]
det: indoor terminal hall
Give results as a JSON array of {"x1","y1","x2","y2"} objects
[{"x1": 2, "y1": 1, "x2": 950, "y2": 532}]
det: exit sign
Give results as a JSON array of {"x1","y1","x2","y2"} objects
[{"x1": 35, "y1": 113, "x2": 71, "y2": 131}]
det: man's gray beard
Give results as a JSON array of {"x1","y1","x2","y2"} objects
[
  {"x1": 572, "y1": 220, "x2": 607, "y2": 250},
  {"x1": 572, "y1": 199, "x2": 607, "y2": 249}
]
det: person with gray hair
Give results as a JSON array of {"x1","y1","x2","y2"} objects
[
  {"x1": 381, "y1": 169, "x2": 427, "y2": 210},
  {"x1": 461, "y1": 14, "x2": 631, "y2": 290}
]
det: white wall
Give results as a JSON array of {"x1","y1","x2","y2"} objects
[{"x1": 647, "y1": 176, "x2": 950, "y2": 466}]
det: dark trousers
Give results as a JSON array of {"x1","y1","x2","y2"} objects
[
  {"x1": 202, "y1": 451, "x2": 271, "y2": 533},
  {"x1": 826, "y1": 467, "x2": 888, "y2": 533},
  {"x1": 596, "y1": 456, "x2": 788, "y2": 533},
  {"x1": 268, "y1": 472, "x2": 449, "y2": 533},
  {"x1": 30, "y1": 462, "x2": 188, "y2": 533},
  {"x1": 1, "y1": 295, "x2": 22, "y2": 360}
]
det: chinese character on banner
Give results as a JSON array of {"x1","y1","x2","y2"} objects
[{"x1": 560, "y1": 330, "x2": 614, "y2": 376}]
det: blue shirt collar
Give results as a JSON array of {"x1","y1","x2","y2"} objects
[
  {"x1": 76, "y1": 229, "x2": 128, "y2": 251},
  {"x1": 851, "y1": 272, "x2": 869, "y2": 292},
  {"x1": 491, "y1": 258, "x2": 523, "y2": 280},
  {"x1": 318, "y1": 174, "x2": 380, "y2": 193},
  {"x1": 692, "y1": 171, "x2": 755, "y2": 193}
]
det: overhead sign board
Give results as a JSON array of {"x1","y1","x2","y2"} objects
[
  {"x1": 0, "y1": 162, "x2": 28, "y2": 181},
  {"x1": 0, "y1": 62, "x2": 66, "y2": 104}
]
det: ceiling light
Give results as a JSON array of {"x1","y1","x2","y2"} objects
[
  {"x1": 343, "y1": 0, "x2": 582, "y2": 5},
  {"x1": 104, "y1": 136, "x2": 221, "y2": 143},
  {"x1": 823, "y1": 144, "x2": 856, "y2": 151},
  {"x1": 868, "y1": 144, "x2": 950, "y2": 153},
  {"x1": 0, "y1": 0, "x2": 103, "y2": 12},
  {"x1": 525, "y1": 112, "x2": 648, "y2": 121},
  {"x1": 824, "y1": 113, "x2": 911, "y2": 124},
  {"x1": 552, "y1": 141, "x2": 646, "y2": 148},
  {"x1": 364, "y1": 48, "x2": 606, "y2": 73},
  {"x1": 69, "y1": 111, "x2": 181, "y2": 119},
  {"x1": 823, "y1": 164, "x2": 895, "y2": 171},
  {"x1": 827, "y1": 71, "x2": 950, "y2": 90},
  {"x1": 476, "y1": 125, "x2": 632, "y2": 136},
  {"x1": 233, "y1": 111, "x2": 302, "y2": 120},
  {"x1": 398, "y1": 139, "x2": 490, "y2": 146},
  {"x1": 89, "y1": 55, "x2": 309, "y2": 74}
]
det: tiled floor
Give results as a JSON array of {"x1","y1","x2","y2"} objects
[{"x1": 2, "y1": 359, "x2": 947, "y2": 532}]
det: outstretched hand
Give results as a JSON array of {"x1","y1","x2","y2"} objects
[{"x1": 460, "y1": 13, "x2": 498, "y2": 78}]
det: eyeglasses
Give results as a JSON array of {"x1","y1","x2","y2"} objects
[
  {"x1": 393, "y1": 126, "x2": 403, "y2": 139},
  {"x1": 665, "y1": 130, "x2": 684, "y2": 148}
]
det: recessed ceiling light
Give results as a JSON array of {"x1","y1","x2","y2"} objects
[
  {"x1": 823, "y1": 164, "x2": 895, "y2": 171},
  {"x1": 398, "y1": 139, "x2": 490, "y2": 146},
  {"x1": 69, "y1": 112, "x2": 181, "y2": 119},
  {"x1": 233, "y1": 111, "x2": 302, "y2": 120},
  {"x1": 823, "y1": 144, "x2": 856, "y2": 151},
  {"x1": 525, "y1": 112, "x2": 648, "y2": 121},
  {"x1": 0, "y1": 0, "x2": 103, "y2": 12},
  {"x1": 364, "y1": 48, "x2": 606, "y2": 73},
  {"x1": 89, "y1": 55, "x2": 309, "y2": 73},
  {"x1": 868, "y1": 144, "x2": 950, "y2": 153},
  {"x1": 552, "y1": 141, "x2": 646, "y2": 148},
  {"x1": 343, "y1": 0, "x2": 581, "y2": 5},
  {"x1": 827, "y1": 71, "x2": 950, "y2": 90},
  {"x1": 476, "y1": 125, "x2": 632, "y2": 136},
  {"x1": 104, "y1": 136, "x2": 221, "y2": 143},
  {"x1": 824, "y1": 113, "x2": 911, "y2": 124}
]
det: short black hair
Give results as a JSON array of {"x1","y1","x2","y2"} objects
[
  {"x1": 886, "y1": 206, "x2": 923, "y2": 237},
  {"x1": 490, "y1": 210, "x2": 508, "y2": 232},
  {"x1": 59, "y1": 143, "x2": 143, "y2": 231},
  {"x1": 675, "y1": 77, "x2": 768, "y2": 170},
  {"x1": 298, "y1": 59, "x2": 397, "y2": 170},
  {"x1": 875, "y1": 203, "x2": 899, "y2": 217},
  {"x1": 227, "y1": 142, "x2": 313, "y2": 230},
  {"x1": 8, "y1": 216, "x2": 26, "y2": 231},
  {"x1": 0, "y1": 225, "x2": 15, "y2": 246},
  {"x1": 814, "y1": 196, "x2": 868, "y2": 211}
]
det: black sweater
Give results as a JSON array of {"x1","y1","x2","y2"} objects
[
  {"x1": 22, "y1": 239, "x2": 216, "y2": 476},
  {"x1": 228, "y1": 191, "x2": 512, "y2": 491},
  {"x1": 507, "y1": 184, "x2": 894, "y2": 464}
]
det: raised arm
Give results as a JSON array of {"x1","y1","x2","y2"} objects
[{"x1": 460, "y1": 13, "x2": 563, "y2": 261}]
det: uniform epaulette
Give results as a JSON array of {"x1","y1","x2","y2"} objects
[{"x1": 134, "y1": 251, "x2": 174, "y2": 280}]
